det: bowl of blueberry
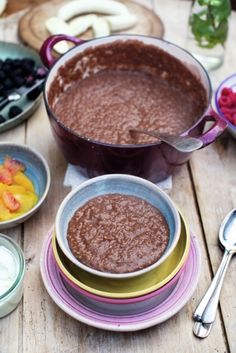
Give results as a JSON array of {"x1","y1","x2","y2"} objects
[
  {"x1": 215, "y1": 73, "x2": 236, "y2": 139},
  {"x1": 0, "y1": 42, "x2": 46, "y2": 133}
]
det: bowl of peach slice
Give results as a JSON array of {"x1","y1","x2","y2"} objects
[{"x1": 0, "y1": 143, "x2": 50, "y2": 229}]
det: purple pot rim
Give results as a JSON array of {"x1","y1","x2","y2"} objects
[
  {"x1": 43, "y1": 34, "x2": 212, "y2": 149},
  {"x1": 53, "y1": 242, "x2": 190, "y2": 305},
  {"x1": 215, "y1": 73, "x2": 236, "y2": 131}
]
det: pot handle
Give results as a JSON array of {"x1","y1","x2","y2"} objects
[
  {"x1": 40, "y1": 34, "x2": 86, "y2": 69},
  {"x1": 183, "y1": 109, "x2": 227, "y2": 147}
]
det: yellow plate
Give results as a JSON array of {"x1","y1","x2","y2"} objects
[{"x1": 52, "y1": 211, "x2": 190, "y2": 299}]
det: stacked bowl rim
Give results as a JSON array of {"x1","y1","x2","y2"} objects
[{"x1": 52, "y1": 210, "x2": 190, "y2": 299}]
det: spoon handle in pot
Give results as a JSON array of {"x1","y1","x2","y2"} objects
[{"x1": 193, "y1": 250, "x2": 232, "y2": 324}]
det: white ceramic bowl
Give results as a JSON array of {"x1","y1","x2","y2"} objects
[
  {"x1": 0, "y1": 233, "x2": 25, "y2": 318},
  {"x1": 55, "y1": 174, "x2": 181, "y2": 280}
]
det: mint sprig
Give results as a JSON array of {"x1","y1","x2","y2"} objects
[{"x1": 189, "y1": 0, "x2": 231, "y2": 49}]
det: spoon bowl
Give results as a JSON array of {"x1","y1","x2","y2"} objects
[
  {"x1": 193, "y1": 208, "x2": 236, "y2": 338},
  {"x1": 129, "y1": 128, "x2": 203, "y2": 153},
  {"x1": 219, "y1": 208, "x2": 236, "y2": 250}
]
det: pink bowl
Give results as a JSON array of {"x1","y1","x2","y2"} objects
[
  {"x1": 40, "y1": 229, "x2": 201, "y2": 331},
  {"x1": 53, "y1": 238, "x2": 189, "y2": 316}
]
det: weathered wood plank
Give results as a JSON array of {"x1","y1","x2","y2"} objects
[
  {"x1": 0, "y1": 15, "x2": 26, "y2": 353},
  {"x1": 22, "y1": 103, "x2": 72, "y2": 353},
  {"x1": 188, "y1": 9, "x2": 236, "y2": 353},
  {"x1": 190, "y1": 137, "x2": 236, "y2": 352}
]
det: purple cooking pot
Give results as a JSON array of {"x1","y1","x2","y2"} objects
[{"x1": 40, "y1": 34, "x2": 227, "y2": 183}]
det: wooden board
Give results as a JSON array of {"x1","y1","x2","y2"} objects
[{"x1": 18, "y1": 0, "x2": 164, "y2": 52}]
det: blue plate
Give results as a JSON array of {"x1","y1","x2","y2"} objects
[{"x1": 0, "y1": 42, "x2": 43, "y2": 133}]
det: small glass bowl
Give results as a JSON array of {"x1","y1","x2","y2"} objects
[
  {"x1": 0, "y1": 233, "x2": 25, "y2": 318},
  {"x1": 215, "y1": 73, "x2": 236, "y2": 139}
]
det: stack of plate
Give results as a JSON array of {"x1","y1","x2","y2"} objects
[{"x1": 40, "y1": 175, "x2": 201, "y2": 332}]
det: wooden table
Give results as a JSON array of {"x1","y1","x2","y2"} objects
[{"x1": 0, "y1": 1, "x2": 236, "y2": 352}]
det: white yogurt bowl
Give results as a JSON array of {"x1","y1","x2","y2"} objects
[{"x1": 0, "y1": 233, "x2": 25, "y2": 318}]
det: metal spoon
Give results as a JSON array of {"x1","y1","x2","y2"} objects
[
  {"x1": 193, "y1": 209, "x2": 236, "y2": 338},
  {"x1": 129, "y1": 128, "x2": 203, "y2": 153}
]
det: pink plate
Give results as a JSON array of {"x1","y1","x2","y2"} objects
[{"x1": 40, "y1": 232, "x2": 201, "y2": 332}]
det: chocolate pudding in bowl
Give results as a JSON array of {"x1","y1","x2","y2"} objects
[
  {"x1": 55, "y1": 174, "x2": 181, "y2": 279},
  {"x1": 41, "y1": 34, "x2": 227, "y2": 182},
  {"x1": 67, "y1": 193, "x2": 169, "y2": 274},
  {"x1": 48, "y1": 40, "x2": 207, "y2": 145}
]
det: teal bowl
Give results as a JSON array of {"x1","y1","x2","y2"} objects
[{"x1": 0, "y1": 142, "x2": 50, "y2": 229}]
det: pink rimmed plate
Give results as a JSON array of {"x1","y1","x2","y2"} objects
[{"x1": 40, "y1": 231, "x2": 201, "y2": 332}]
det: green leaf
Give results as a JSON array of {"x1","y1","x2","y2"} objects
[
  {"x1": 190, "y1": 1, "x2": 230, "y2": 48},
  {"x1": 210, "y1": 2, "x2": 231, "y2": 22},
  {"x1": 209, "y1": 0, "x2": 225, "y2": 6},
  {"x1": 214, "y1": 19, "x2": 229, "y2": 44},
  {"x1": 198, "y1": 0, "x2": 210, "y2": 5}
]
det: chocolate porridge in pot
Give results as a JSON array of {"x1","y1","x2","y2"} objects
[
  {"x1": 49, "y1": 40, "x2": 207, "y2": 145},
  {"x1": 67, "y1": 194, "x2": 170, "y2": 273}
]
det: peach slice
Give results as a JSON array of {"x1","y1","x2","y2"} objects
[
  {"x1": 13, "y1": 172, "x2": 34, "y2": 192},
  {"x1": 14, "y1": 191, "x2": 38, "y2": 214},
  {"x1": 4, "y1": 156, "x2": 25, "y2": 176},
  {"x1": 0, "y1": 183, "x2": 26, "y2": 194},
  {"x1": 0, "y1": 167, "x2": 13, "y2": 185},
  {"x1": 0, "y1": 200, "x2": 11, "y2": 221},
  {"x1": 2, "y1": 190, "x2": 21, "y2": 212},
  {"x1": 0, "y1": 156, "x2": 38, "y2": 221}
]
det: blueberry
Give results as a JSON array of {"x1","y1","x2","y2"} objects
[
  {"x1": 27, "y1": 86, "x2": 42, "y2": 100},
  {"x1": 3, "y1": 78, "x2": 14, "y2": 90},
  {"x1": 0, "y1": 83, "x2": 5, "y2": 96},
  {"x1": 14, "y1": 68, "x2": 24, "y2": 78},
  {"x1": 11, "y1": 59, "x2": 21, "y2": 68},
  {"x1": 8, "y1": 105, "x2": 23, "y2": 119},
  {"x1": 22, "y1": 58, "x2": 35, "y2": 68},
  {"x1": 0, "y1": 115, "x2": 6, "y2": 124},
  {"x1": 22, "y1": 63, "x2": 34, "y2": 75},
  {"x1": 14, "y1": 76, "x2": 25, "y2": 88},
  {"x1": 2, "y1": 63, "x2": 12, "y2": 74},
  {"x1": 0, "y1": 70, "x2": 6, "y2": 80},
  {"x1": 5, "y1": 58, "x2": 13, "y2": 65}
]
